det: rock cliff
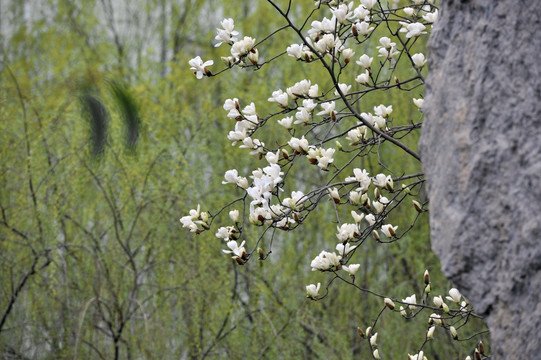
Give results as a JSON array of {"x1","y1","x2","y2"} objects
[{"x1": 419, "y1": 1, "x2": 541, "y2": 358}]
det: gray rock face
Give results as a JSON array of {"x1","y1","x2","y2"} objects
[{"x1": 419, "y1": 1, "x2": 541, "y2": 358}]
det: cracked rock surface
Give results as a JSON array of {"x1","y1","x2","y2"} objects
[{"x1": 420, "y1": 1, "x2": 541, "y2": 358}]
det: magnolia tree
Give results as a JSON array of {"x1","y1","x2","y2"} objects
[{"x1": 183, "y1": 0, "x2": 488, "y2": 358}]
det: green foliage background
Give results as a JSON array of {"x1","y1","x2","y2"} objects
[{"x1": 0, "y1": 0, "x2": 487, "y2": 359}]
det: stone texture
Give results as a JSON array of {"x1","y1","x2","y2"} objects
[{"x1": 419, "y1": 1, "x2": 541, "y2": 358}]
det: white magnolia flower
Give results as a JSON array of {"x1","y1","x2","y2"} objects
[
  {"x1": 374, "y1": 104, "x2": 393, "y2": 118},
  {"x1": 365, "y1": 214, "x2": 376, "y2": 226},
  {"x1": 221, "y1": 56, "x2": 237, "y2": 67},
  {"x1": 308, "y1": 84, "x2": 320, "y2": 98},
  {"x1": 351, "y1": 210, "x2": 364, "y2": 223},
  {"x1": 433, "y1": 295, "x2": 444, "y2": 308},
  {"x1": 342, "y1": 48, "x2": 355, "y2": 63},
  {"x1": 268, "y1": 89, "x2": 289, "y2": 107},
  {"x1": 423, "y1": 9, "x2": 438, "y2": 23},
  {"x1": 446, "y1": 288, "x2": 462, "y2": 303},
  {"x1": 331, "y1": 3, "x2": 353, "y2": 24},
  {"x1": 223, "y1": 98, "x2": 239, "y2": 112},
  {"x1": 356, "y1": 54, "x2": 374, "y2": 68},
  {"x1": 311, "y1": 250, "x2": 341, "y2": 271},
  {"x1": 403, "y1": 7, "x2": 415, "y2": 16},
  {"x1": 317, "y1": 101, "x2": 336, "y2": 116},
  {"x1": 287, "y1": 43, "x2": 304, "y2": 59},
  {"x1": 317, "y1": 148, "x2": 335, "y2": 170},
  {"x1": 215, "y1": 226, "x2": 236, "y2": 240},
  {"x1": 336, "y1": 223, "x2": 359, "y2": 242},
  {"x1": 229, "y1": 210, "x2": 240, "y2": 222},
  {"x1": 429, "y1": 313, "x2": 442, "y2": 325},
  {"x1": 328, "y1": 187, "x2": 340, "y2": 203},
  {"x1": 277, "y1": 116, "x2": 294, "y2": 129},
  {"x1": 381, "y1": 224, "x2": 398, "y2": 238},
  {"x1": 334, "y1": 83, "x2": 352, "y2": 96},
  {"x1": 349, "y1": 189, "x2": 362, "y2": 205},
  {"x1": 214, "y1": 18, "x2": 239, "y2": 47},
  {"x1": 343, "y1": 263, "x2": 361, "y2": 276},
  {"x1": 378, "y1": 37, "x2": 395, "y2": 50},
  {"x1": 427, "y1": 326, "x2": 435, "y2": 339},
  {"x1": 346, "y1": 127, "x2": 364, "y2": 144},
  {"x1": 308, "y1": 17, "x2": 335, "y2": 40},
  {"x1": 361, "y1": 0, "x2": 377, "y2": 10},
  {"x1": 223, "y1": 169, "x2": 240, "y2": 185},
  {"x1": 402, "y1": 294, "x2": 417, "y2": 310},
  {"x1": 301, "y1": 98, "x2": 317, "y2": 112},
  {"x1": 413, "y1": 98, "x2": 424, "y2": 109},
  {"x1": 282, "y1": 191, "x2": 306, "y2": 210},
  {"x1": 352, "y1": 21, "x2": 374, "y2": 37},
  {"x1": 287, "y1": 79, "x2": 312, "y2": 99},
  {"x1": 223, "y1": 240, "x2": 246, "y2": 258},
  {"x1": 412, "y1": 53, "x2": 427, "y2": 68},
  {"x1": 294, "y1": 108, "x2": 312, "y2": 125},
  {"x1": 345, "y1": 168, "x2": 371, "y2": 191},
  {"x1": 265, "y1": 150, "x2": 280, "y2": 164},
  {"x1": 189, "y1": 56, "x2": 213, "y2": 79},
  {"x1": 288, "y1": 136, "x2": 309, "y2": 153},
  {"x1": 373, "y1": 173, "x2": 388, "y2": 187},
  {"x1": 231, "y1": 36, "x2": 256, "y2": 56},
  {"x1": 315, "y1": 33, "x2": 336, "y2": 53},
  {"x1": 353, "y1": 5, "x2": 370, "y2": 21},
  {"x1": 370, "y1": 332, "x2": 378, "y2": 346},
  {"x1": 378, "y1": 46, "x2": 399, "y2": 59},
  {"x1": 372, "y1": 116, "x2": 386, "y2": 130},
  {"x1": 401, "y1": 22, "x2": 427, "y2": 38},
  {"x1": 306, "y1": 283, "x2": 321, "y2": 298},
  {"x1": 336, "y1": 242, "x2": 358, "y2": 256},
  {"x1": 373, "y1": 200, "x2": 385, "y2": 214}
]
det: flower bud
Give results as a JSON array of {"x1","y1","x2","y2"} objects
[
  {"x1": 248, "y1": 48, "x2": 259, "y2": 64},
  {"x1": 373, "y1": 349, "x2": 380, "y2": 360},
  {"x1": 433, "y1": 296, "x2": 444, "y2": 308},
  {"x1": 258, "y1": 247, "x2": 265, "y2": 260},
  {"x1": 442, "y1": 302, "x2": 450, "y2": 313},
  {"x1": 374, "y1": 187, "x2": 381, "y2": 199},
  {"x1": 424, "y1": 284, "x2": 431, "y2": 294},
  {"x1": 450, "y1": 326, "x2": 458, "y2": 340},
  {"x1": 385, "y1": 177, "x2": 394, "y2": 191},
  {"x1": 478, "y1": 341, "x2": 485, "y2": 355},
  {"x1": 361, "y1": 193, "x2": 369, "y2": 206},
  {"x1": 370, "y1": 332, "x2": 378, "y2": 347},
  {"x1": 426, "y1": 326, "x2": 435, "y2": 340},
  {"x1": 366, "y1": 326, "x2": 372, "y2": 337},
  {"x1": 351, "y1": 23, "x2": 359, "y2": 37},
  {"x1": 474, "y1": 349, "x2": 481, "y2": 360},
  {"x1": 400, "y1": 306, "x2": 407, "y2": 317},
  {"x1": 402, "y1": 183, "x2": 411, "y2": 194},
  {"x1": 335, "y1": 140, "x2": 343, "y2": 151},
  {"x1": 200, "y1": 212, "x2": 210, "y2": 222},
  {"x1": 372, "y1": 230, "x2": 380, "y2": 241},
  {"x1": 229, "y1": 210, "x2": 240, "y2": 223},
  {"x1": 424, "y1": 269, "x2": 430, "y2": 285},
  {"x1": 413, "y1": 200, "x2": 423, "y2": 212},
  {"x1": 281, "y1": 148, "x2": 289, "y2": 159},
  {"x1": 384, "y1": 298, "x2": 395, "y2": 310},
  {"x1": 234, "y1": 256, "x2": 245, "y2": 265},
  {"x1": 357, "y1": 327, "x2": 365, "y2": 338},
  {"x1": 329, "y1": 187, "x2": 340, "y2": 203}
]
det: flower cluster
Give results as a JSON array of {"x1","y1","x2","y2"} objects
[{"x1": 183, "y1": 1, "x2": 485, "y2": 358}]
